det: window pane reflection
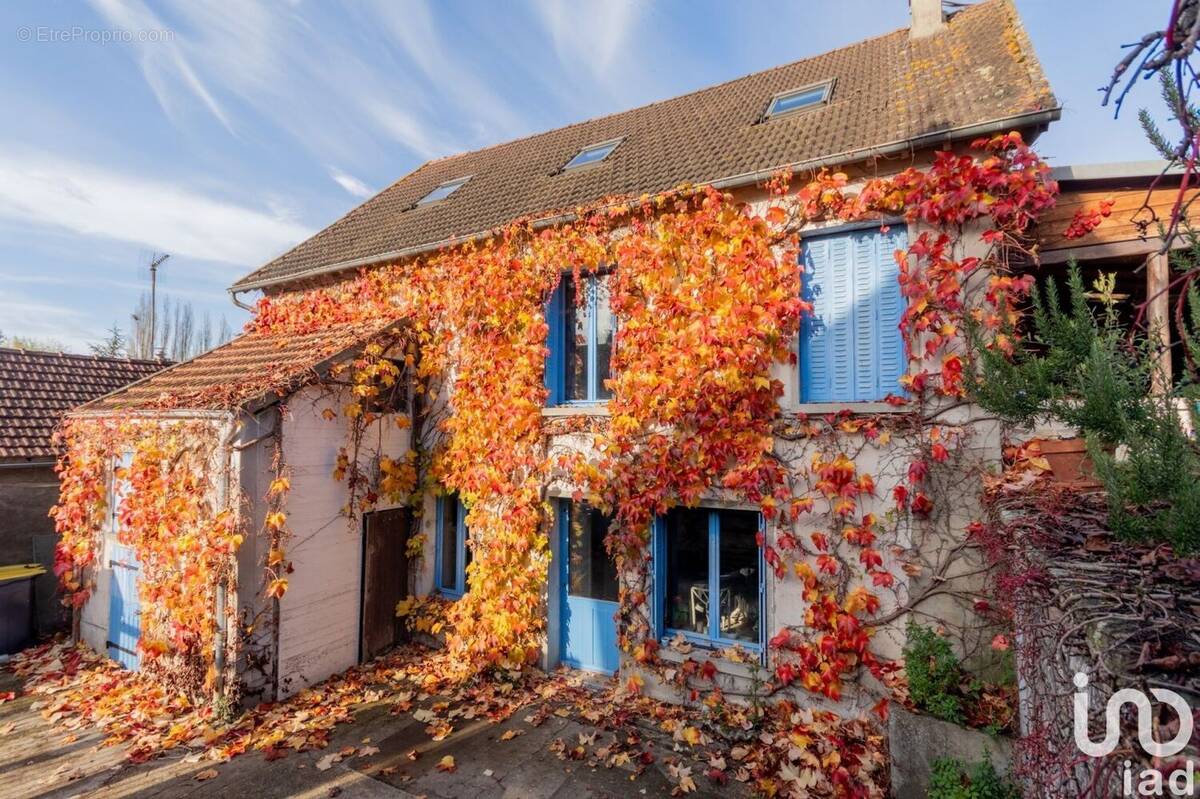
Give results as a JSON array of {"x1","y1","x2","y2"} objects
[
  {"x1": 664, "y1": 508, "x2": 709, "y2": 635},
  {"x1": 567, "y1": 502, "x2": 618, "y2": 602},
  {"x1": 439, "y1": 496, "x2": 458, "y2": 590},
  {"x1": 564, "y1": 279, "x2": 588, "y2": 401},
  {"x1": 717, "y1": 510, "x2": 759, "y2": 642},
  {"x1": 594, "y1": 276, "x2": 614, "y2": 400}
]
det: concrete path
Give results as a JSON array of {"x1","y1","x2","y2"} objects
[{"x1": 0, "y1": 668, "x2": 748, "y2": 799}]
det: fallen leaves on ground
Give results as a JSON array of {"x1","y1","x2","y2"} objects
[{"x1": 8, "y1": 640, "x2": 887, "y2": 796}]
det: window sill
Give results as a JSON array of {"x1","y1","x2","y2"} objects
[
  {"x1": 656, "y1": 639, "x2": 765, "y2": 677},
  {"x1": 542, "y1": 404, "x2": 610, "y2": 418},
  {"x1": 787, "y1": 401, "x2": 908, "y2": 415}
]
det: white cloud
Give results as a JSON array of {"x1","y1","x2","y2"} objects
[
  {"x1": 368, "y1": 103, "x2": 452, "y2": 161},
  {"x1": 0, "y1": 291, "x2": 95, "y2": 349},
  {"x1": 367, "y1": 0, "x2": 527, "y2": 140},
  {"x1": 533, "y1": 0, "x2": 642, "y2": 79},
  {"x1": 328, "y1": 167, "x2": 374, "y2": 200},
  {"x1": 86, "y1": 0, "x2": 235, "y2": 134},
  {"x1": 0, "y1": 152, "x2": 312, "y2": 266}
]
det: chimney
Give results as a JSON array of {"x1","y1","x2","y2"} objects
[{"x1": 909, "y1": 0, "x2": 946, "y2": 39}]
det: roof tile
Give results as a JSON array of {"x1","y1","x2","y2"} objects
[
  {"x1": 233, "y1": 0, "x2": 1055, "y2": 291},
  {"x1": 0, "y1": 348, "x2": 167, "y2": 460}
]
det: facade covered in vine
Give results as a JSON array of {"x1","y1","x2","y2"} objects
[{"x1": 59, "y1": 0, "x2": 1061, "y2": 743}]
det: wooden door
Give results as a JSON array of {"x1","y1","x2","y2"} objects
[{"x1": 360, "y1": 508, "x2": 410, "y2": 662}]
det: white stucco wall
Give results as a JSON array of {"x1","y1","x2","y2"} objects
[{"x1": 275, "y1": 385, "x2": 410, "y2": 697}]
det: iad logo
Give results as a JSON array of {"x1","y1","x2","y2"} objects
[{"x1": 1073, "y1": 672, "x2": 1195, "y2": 796}]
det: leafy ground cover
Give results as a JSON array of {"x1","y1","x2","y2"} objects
[{"x1": 6, "y1": 641, "x2": 887, "y2": 797}]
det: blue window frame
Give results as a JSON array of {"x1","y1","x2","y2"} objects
[
  {"x1": 800, "y1": 226, "x2": 908, "y2": 402},
  {"x1": 544, "y1": 273, "x2": 615, "y2": 405},
  {"x1": 435, "y1": 493, "x2": 471, "y2": 597},
  {"x1": 654, "y1": 507, "x2": 764, "y2": 650},
  {"x1": 563, "y1": 140, "x2": 621, "y2": 170}
]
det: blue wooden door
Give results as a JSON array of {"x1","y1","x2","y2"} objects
[
  {"x1": 559, "y1": 501, "x2": 620, "y2": 674},
  {"x1": 107, "y1": 543, "x2": 141, "y2": 671}
]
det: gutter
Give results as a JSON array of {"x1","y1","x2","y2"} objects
[{"x1": 228, "y1": 106, "x2": 1062, "y2": 300}]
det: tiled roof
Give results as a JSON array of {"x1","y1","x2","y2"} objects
[
  {"x1": 232, "y1": 0, "x2": 1056, "y2": 292},
  {"x1": 82, "y1": 321, "x2": 398, "y2": 413},
  {"x1": 0, "y1": 348, "x2": 167, "y2": 461}
]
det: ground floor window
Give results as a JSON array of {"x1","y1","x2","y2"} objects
[
  {"x1": 656, "y1": 507, "x2": 762, "y2": 647},
  {"x1": 435, "y1": 493, "x2": 471, "y2": 597}
]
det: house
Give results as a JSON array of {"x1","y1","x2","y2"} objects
[
  {"x1": 64, "y1": 0, "x2": 1059, "y2": 713},
  {"x1": 0, "y1": 347, "x2": 165, "y2": 633}
]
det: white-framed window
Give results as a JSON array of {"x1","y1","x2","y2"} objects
[
  {"x1": 417, "y1": 176, "x2": 470, "y2": 206},
  {"x1": 562, "y1": 139, "x2": 621, "y2": 171},
  {"x1": 765, "y1": 80, "x2": 833, "y2": 119}
]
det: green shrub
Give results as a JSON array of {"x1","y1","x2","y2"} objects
[
  {"x1": 969, "y1": 263, "x2": 1200, "y2": 552},
  {"x1": 927, "y1": 756, "x2": 1020, "y2": 799},
  {"x1": 903, "y1": 621, "x2": 967, "y2": 723}
]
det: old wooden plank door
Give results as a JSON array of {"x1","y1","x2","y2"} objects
[{"x1": 360, "y1": 507, "x2": 410, "y2": 662}]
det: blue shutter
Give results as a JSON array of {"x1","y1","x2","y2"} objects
[
  {"x1": 875, "y1": 227, "x2": 907, "y2": 398},
  {"x1": 800, "y1": 235, "x2": 853, "y2": 402},
  {"x1": 852, "y1": 232, "x2": 877, "y2": 401},
  {"x1": 544, "y1": 279, "x2": 565, "y2": 406},
  {"x1": 800, "y1": 240, "x2": 831, "y2": 401},
  {"x1": 801, "y1": 227, "x2": 908, "y2": 402}
]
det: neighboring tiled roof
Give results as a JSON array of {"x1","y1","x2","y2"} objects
[
  {"x1": 82, "y1": 321, "x2": 399, "y2": 413},
  {"x1": 233, "y1": 0, "x2": 1056, "y2": 292},
  {"x1": 0, "y1": 348, "x2": 167, "y2": 461}
]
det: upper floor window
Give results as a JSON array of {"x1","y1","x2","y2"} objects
[
  {"x1": 562, "y1": 140, "x2": 621, "y2": 171},
  {"x1": 656, "y1": 507, "x2": 762, "y2": 647},
  {"x1": 436, "y1": 493, "x2": 471, "y2": 597},
  {"x1": 765, "y1": 81, "x2": 833, "y2": 119},
  {"x1": 545, "y1": 273, "x2": 614, "y2": 404},
  {"x1": 417, "y1": 176, "x2": 470, "y2": 206},
  {"x1": 800, "y1": 226, "x2": 907, "y2": 402}
]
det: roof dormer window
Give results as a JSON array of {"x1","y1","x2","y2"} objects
[
  {"x1": 562, "y1": 139, "x2": 621, "y2": 171},
  {"x1": 765, "y1": 80, "x2": 833, "y2": 119},
  {"x1": 417, "y1": 176, "x2": 470, "y2": 206}
]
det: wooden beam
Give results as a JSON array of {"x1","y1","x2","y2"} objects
[
  {"x1": 1147, "y1": 250, "x2": 1172, "y2": 393},
  {"x1": 1039, "y1": 237, "x2": 1163, "y2": 265}
]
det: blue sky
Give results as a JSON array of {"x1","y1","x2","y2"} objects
[{"x1": 0, "y1": 0, "x2": 1172, "y2": 352}]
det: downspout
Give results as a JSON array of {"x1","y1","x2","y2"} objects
[
  {"x1": 212, "y1": 412, "x2": 240, "y2": 704},
  {"x1": 229, "y1": 288, "x2": 255, "y2": 312}
]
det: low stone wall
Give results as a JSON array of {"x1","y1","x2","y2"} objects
[{"x1": 888, "y1": 706, "x2": 1012, "y2": 799}]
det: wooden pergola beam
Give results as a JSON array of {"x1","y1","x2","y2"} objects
[{"x1": 1146, "y1": 250, "x2": 1172, "y2": 393}]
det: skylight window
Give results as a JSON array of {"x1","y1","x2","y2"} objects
[
  {"x1": 417, "y1": 176, "x2": 470, "y2": 206},
  {"x1": 562, "y1": 139, "x2": 621, "y2": 171},
  {"x1": 765, "y1": 81, "x2": 833, "y2": 119}
]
